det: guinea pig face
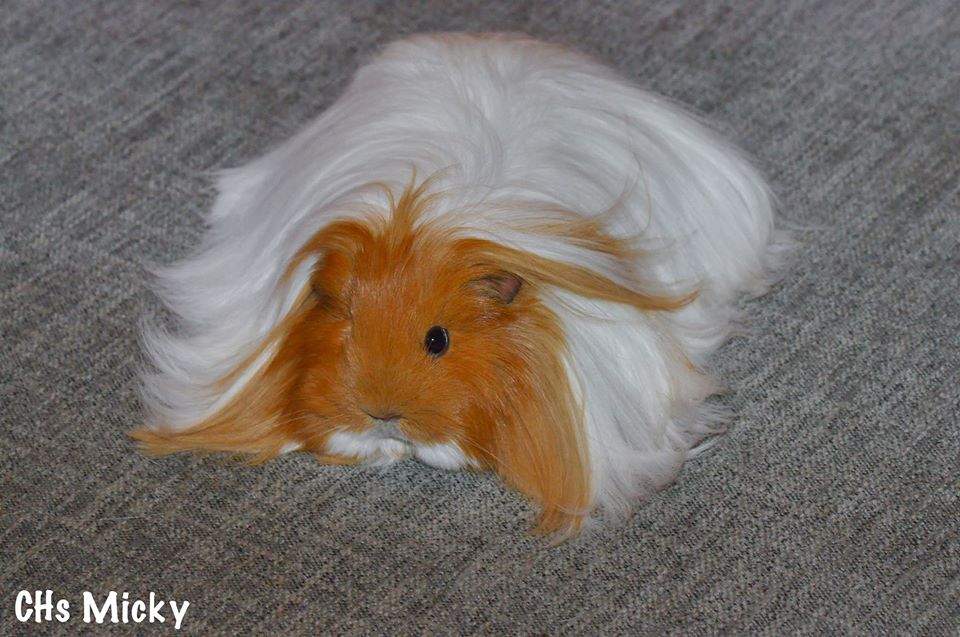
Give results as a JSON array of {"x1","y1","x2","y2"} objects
[
  {"x1": 289, "y1": 213, "x2": 531, "y2": 472},
  {"x1": 283, "y1": 205, "x2": 595, "y2": 534}
]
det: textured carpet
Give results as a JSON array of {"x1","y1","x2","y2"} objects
[{"x1": 2, "y1": 1, "x2": 958, "y2": 634}]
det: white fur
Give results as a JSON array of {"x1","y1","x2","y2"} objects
[
  {"x1": 325, "y1": 428, "x2": 475, "y2": 471},
  {"x1": 326, "y1": 429, "x2": 412, "y2": 466},
  {"x1": 413, "y1": 441, "x2": 478, "y2": 471},
  {"x1": 142, "y1": 33, "x2": 788, "y2": 518}
]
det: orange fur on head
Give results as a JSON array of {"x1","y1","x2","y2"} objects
[{"x1": 133, "y1": 180, "x2": 692, "y2": 534}]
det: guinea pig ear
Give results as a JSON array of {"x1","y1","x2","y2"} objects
[
  {"x1": 308, "y1": 249, "x2": 355, "y2": 318},
  {"x1": 473, "y1": 271, "x2": 523, "y2": 304}
]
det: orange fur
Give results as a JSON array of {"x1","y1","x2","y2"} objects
[{"x1": 132, "y1": 180, "x2": 693, "y2": 534}]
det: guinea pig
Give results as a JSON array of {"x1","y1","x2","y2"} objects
[{"x1": 132, "y1": 32, "x2": 790, "y2": 535}]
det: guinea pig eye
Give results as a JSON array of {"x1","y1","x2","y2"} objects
[{"x1": 424, "y1": 326, "x2": 449, "y2": 357}]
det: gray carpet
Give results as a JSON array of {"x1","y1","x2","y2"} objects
[{"x1": 2, "y1": 1, "x2": 958, "y2": 634}]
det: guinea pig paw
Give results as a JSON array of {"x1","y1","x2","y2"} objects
[
  {"x1": 413, "y1": 441, "x2": 476, "y2": 471},
  {"x1": 375, "y1": 438, "x2": 412, "y2": 464}
]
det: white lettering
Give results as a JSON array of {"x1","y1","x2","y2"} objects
[
  {"x1": 17, "y1": 590, "x2": 187, "y2": 628},
  {"x1": 170, "y1": 600, "x2": 190, "y2": 630},
  {"x1": 149, "y1": 592, "x2": 166, "y2": 624},
  {"x1": 130, "y1": 600, "x2": 146, "y2": 623},
  {"x1": 83, "y1": 591, "x2": 118, "y2": 624},
  {"x1": 35, "y1": 590, "x2": 53, "y2": 623},
  {"x1": 14, "y1": 590, "x2": 32, "y2": 622},
  {"x1": 56, "y1": 598, "x2": 70, "y2": 622}
]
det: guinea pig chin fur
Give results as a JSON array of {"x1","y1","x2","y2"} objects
[{"x1": 131, "y1": 33, "x2": 790, "y2": 537}]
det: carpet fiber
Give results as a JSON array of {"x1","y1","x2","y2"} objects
[{"x1": 2, "y1": 1, "x2": 958, "y2": 634}]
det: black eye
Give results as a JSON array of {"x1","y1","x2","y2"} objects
[{"x1": 424, "y1": 326, "x2": 449, "y2": 357}]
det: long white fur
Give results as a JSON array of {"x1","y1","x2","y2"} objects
[{"x1": 141, "y1": 33, "x2": 789, "y2": 519}]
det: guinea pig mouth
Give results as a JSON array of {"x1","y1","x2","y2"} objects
[{"x1": 368, "y1": 417, "x2": 408, "y2": 442}]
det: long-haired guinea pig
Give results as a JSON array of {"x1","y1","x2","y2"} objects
[{"x1": 133, "y1": 33, "x2": 790, "y2": 535}]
